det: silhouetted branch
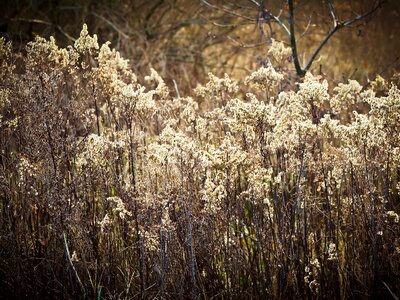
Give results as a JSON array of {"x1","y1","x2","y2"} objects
[
  {"x1": 249, "y1": 0, "x2": 290, "y2": 37},
  {"x1": 303, "y1": 0, "x2": 384, "y2": 74},
  {"x1": 288, "y1": 0, "x2": 304, "y2": 76}
]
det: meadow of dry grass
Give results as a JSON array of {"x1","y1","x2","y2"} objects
[{"x1": 0, "y1": 24, "x2": 399, "y2": 299}]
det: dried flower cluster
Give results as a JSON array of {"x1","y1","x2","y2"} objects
[
  {"x1": 268, "y1": 38, "x2": 292, "y2": 62},
  {"x1": 0, "y1": 25, "x2": 399, "y2": 299}
]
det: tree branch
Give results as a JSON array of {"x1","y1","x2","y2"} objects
[
  {"x1": 342, "y1": 0, "x2": 384, "y2": 27},
  {"x1": 303, "y1": 0, "x2": 384, "y2": 74},
  {"x1": 303, "y1": 24, "x2": 341, "y2": 73},
  {"x1": 327, "y1": 0, "x2": 338, "y2": 27},
  {"x1": 249, "y1": 0, "x2": 291, "y2": 37},
  {"x1": 288, "y1": 0, "x2": 305, "y2": 76}
]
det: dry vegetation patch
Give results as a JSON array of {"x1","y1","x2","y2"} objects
[{"x1": 0, "y1": 26, "x2": 399, "y2": 299}]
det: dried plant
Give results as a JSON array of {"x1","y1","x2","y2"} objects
[{"x1": 0, "y1": 25, "x2": 399, "y2": 299}]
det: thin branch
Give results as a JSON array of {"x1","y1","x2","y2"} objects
[
  {"x1": 11, "y1": 17, "x2": 76, "y2": 41},
  {"x1": 227, "y1": 35, "x2": 269, "y2": 48},
  {"x1": 303, "y1": 0, "x2": 384, "y2": 73},
  {"x1": 303, "y1": 24, "x2": 341, "y2": 73},
  {"x1": 277, "y1": 0, "x2": 286, "y2": 19},
  {"x1": 383, "y1": 281, "x2": 399, "y2": 300},
  {"x1": 91, "y1": 12, "x2": 129, "y2": 39},
  {"x1": 327, "y1": 0, "x2": 338, "y2": 27},
  {"x1": 173, "y1": 79, "x2": 180, "y2": 99},
  {"x1": 201, "y1": 0, "x2": 255, "y2": 21},
  {"x1": 63, "y1": 231, "x2": 85, "y2": 296},
  {"x1": 199, "y1": 15, "x2": 253, "y2": 28},
  {"x1": 342, "y1": 0, "x2": 384, "y2": 27},
  {"x1": 266, "y1": 10, "x2": 290, "y2": 37},
  {"x1": 222, "y1": 0, "x2": 254, "y2": 10},
  {"x1": 299, "y1": 12, "x2": 314, "y2": 38},
  {"x1": 249, "y1": 0, "x2": 291, "y2": 37}
]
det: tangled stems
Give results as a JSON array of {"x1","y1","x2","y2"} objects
[{"x1": 0, "y1": 26, "x2": 399, "y2": 299}]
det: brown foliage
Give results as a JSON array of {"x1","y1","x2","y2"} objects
[{"x1": 0, "y1": 23, "x2": 399, "y2": 299}]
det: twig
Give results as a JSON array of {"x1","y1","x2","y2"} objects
[
  {"x1": 342, "y1": 0, "x2": 384, "y2": 27},
  {"x1": 227, "y1": 36, "x2": 269, "y2": 48},
  {"x1": 201, "y1": 0, "x2": 255, "y2": 21},
  {"x1": 173, "y1": 79, "x2": 180, "y2": 99},
  {"x1": 11, "y1": 17, "x2": 76, "y2": 41},
  {"x1": 303, "y1": 0, "x2": 384, "y2": 74},
  {"x1": 303, "y1": 24, "x2": 341, "y2": 73},
  {"x1": 63, "y1": 231, "x2": 85, "y2": 296},
  {"x1": 383, "y1": 281, "x2": 399, "y2": 300},
  {"x1": 249, "y1": 0, "x2": 291, "y2": 37},
  {"x1": 299, "y1": 12, "x2": 314, "y2": 38},
  {"x1": 327, "y1": 0, "x2": 338, "y2": 27},
  {"x1": 91, "y1": 12, "x2": 130, "y2": 39}
]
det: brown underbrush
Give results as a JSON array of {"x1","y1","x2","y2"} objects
[{"x1": 0, "y1": 26, "x2": 399, "y2": 299}]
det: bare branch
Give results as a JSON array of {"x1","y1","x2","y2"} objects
[
  {"x1": 327, "y1": 0, "x2": 338, "y2": 27},
  {"x1": 303, "y1": 0, "x2": 385, "y2": 73},
  {"x1": 63, "y1": 231, "x2": 85, "y2": 296},
  {"x1": 299, "y1": 12, "x2": 314, "y2": 38},
  {"x1": 248, "y1": 0, "x2": 291, "y2": 37},
  {"x1": 91, "y1": 12, "x2": 129, "y2": 39},
  {"x1": 11, "y1": 17, "x2": 76, "y2": 41},
  {"x1": 303, "y1": 25, "x2": 340, "y2": 73},
  {"x1": 199, "y1": 15, "x2": 254, "y2": 28},
  {"x1": 276, "y1": 0, "x2": 286, "y2": 19},
  {"x1": 227, "y1": 35, "x2": 269, "y2": 48},
  {"x1": 342, "y1": 0, "x2": 384, "y2": 27},
  {"x1": 201, "y1": 0, "x2": 255, "y2": 21},
  {"x1": 173, "y1": 79, "x2": 180, "y2": 99}
]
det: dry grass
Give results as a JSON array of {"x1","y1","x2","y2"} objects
[{"x1": 0, "y1": 25, "x2": 399, "y2": 299}]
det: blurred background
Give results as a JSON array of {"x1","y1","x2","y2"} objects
[{"x1": 1, "y1": 0, "x2": 399, "y2": 91}]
